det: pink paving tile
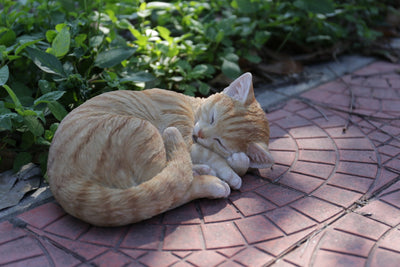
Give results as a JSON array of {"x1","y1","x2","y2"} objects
[
  {"x1": 279, "y1": 172, "x2": 324, "y2": 194},
  {"x1": 269, "y1": 124, "x2": 290, "y2": 139},
  {"x1": 328, "y1": 173, "x2": 373, "y2": 193},
  {"x1": 334, "y1": 138, "x2": 374, "y2": 150},
  {"x1": 44, "y1": 215, "x2": 90, "y2": 240},
  {"x1": 256, "y1": 227, "x2": 316, "y2": 257},
  {"x1": 374, "y1": 88, "x2": 400, "y2": 99},
  {"x1": 18, "y1": 202, "x2": 66, "y2": 229},
  {"x1": 259, "y1": 164, "x2": 289, "y2": 181},
  {"x1": 336, "y1": 161, "x2": 378, "y2": 179},
  {"x1": 379, "y1": 228, "x2": 400, "y2": 252},
  {"x1": 7, "y1": 255, "x2": 50, "y2": 267},
  {"x1": 267, "y1": 110, "x2": 293, "y2": 122},
  {"x1": 201, "y1": 222, "x2": 246, "y2": 249},
  {"x1": 356, "y1": 97, "x2": 381, "y2": 110},
  {"x1": 291, "y1": 197, "x2": 343, "y2": 223},
  {"x1": 385, "y1": 157, "x2": 400, "y2": 172},
  {"x1": 170, "y1": 261, "x2": 192, "y2": 267},
  {"x1": 379, "y1": 180, "x2": 400, "y2": 196},
  {"x1": 239, "y1": 174, "x2": 269, "y2": 192},
  {"x1": 234, "y1": 216, "x2": 284, "y2": 244},
  {"x1": 319, "y1": 229, "x2": 374, "y2": 257},
  {"x1": 162, "y1": 202, "x2": 201, "y2": 224},
  {"x1": 368, "y1": 169, "x2": 399, "y2": 196},
  {"x1": 298, "y1": 150, "x2": 336, "y2": 165},
  {"x1": 79, "y1": 226, "x2": 128, "y2": 247},
  {"x1": 0, "y1": 221, "x2": 26, "y2": 245},
  {"x1": 297, "y1": 107, "x2": 326, "y2": 120},
  {"x1": 230, "y1": 191, "x2": 276, "y2": 216},
  {"x1": 338, "y1": 149, "x2": 377, "y2": 163},
  {"x1": 312, "y1": 185, "x2": 363, "y2": 207},
  {"x1": 381, "y1": 190, "x2": 400, "y2": 209},
  {"x1": 44, "y1": 232, "x2": 108, "y2": 260},
  {"x1": 255, "y1": 184, "x2": 304, "y2": 207},
  {"x1": 270, "y1": 150, "x2": 296, "y2": 166},
  {"x1": 333, "y1": 213, "x2": 390, "y2": 240},
  {"x1": 163, "y1": 225, "x2": 204, "y2": 250},
  {"x1": 369, "y1": 248, "x2": 400, "y2": 267},
  {"x1": 91, "y1": 250, "x2": 132, "y2": 267},
  {"x1": 301, "y1": 89, "x2": 332, "y2": 102},
  {"x1": 368, "y1": 130, "x2": 392, "y2": 144},
  {"x1": 381, "y1": 124, "x2": 400, "y2": 136},
  {"x1": 266, "y1": 207, "x2": 316, "y2": 235},
  {"x1": 378, "y1": 144, "x2": 400, "y2": 157},
  {"x1": 291, "y1": 161, "x2": 334, "y2": 179},
  {"x1": 217, "y1": 247, "x2": 245, "y2": 258},
  {"x1": 39, "y1": 238, "x2": 82, "y2": 266},
  {"x1": 172, "y1": 251, "x2": 192, "y2": 259},
  {"x1": 218, "y1": 260, "x2": 244, "y2": 267},
  {"x1": 313, "y1": 114, "x2": 347, "y2": 128},
  {"x1": 382, "y1": 100, "x2": 400, "y2": 112},
  {"x1": 274, "y1": 115, "x2": 313, "y2": 129},
  {"x1": 358, "y1": 200, "x2": 400, "y2": 226},
  {"x1": 120, "y1": 223, "x2": 163, "y2": 250},
  {"x1": 120, "y1": 249, "x2": 147, "y2": 260},
  {"x1": 232, "y1": 247, "x2": 275, "y2": 267},
  {"x1": 313, "y1": 250, "x2": 366, "y2": 267},
  {"x1": 139, "y1": 251, "x2": 179, "y2": 267},
  {"x1": 269, "y1": 137, "x2": 297, "y2": 151},
  {"x1": 0, "y1": 236, "x2": 43, "y2": 265},
  {"x1": 284, "y1": 100, "x2": 308, "y2": 112},
  {"x1": 185, "y1": 251, "x2": 226, "y2": 266},
  {"x1": 296, "y1": 137, "x2": 335, "y2": 150},
  {"x1": 288, "y1": 126, "x2": 327, "y2": 138},
  {"x1": 200, "y1": 199, "x2": 241, "y2": 223}
]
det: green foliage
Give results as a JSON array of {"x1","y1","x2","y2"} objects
[{"x1": 0, "y1": 0, "x2": 395, "y2": 173}]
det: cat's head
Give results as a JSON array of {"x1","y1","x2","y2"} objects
[{"x1": 193, "y1": 72, "x2": 274, "y2": 169}]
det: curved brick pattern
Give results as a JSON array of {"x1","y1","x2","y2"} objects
[{"x1": 2, "y1": 61, "x2": 400, "y2": 266}]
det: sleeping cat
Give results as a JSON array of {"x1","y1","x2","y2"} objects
[{"x1": 47, "y1": 72, "x2": 273, "y2": 226}]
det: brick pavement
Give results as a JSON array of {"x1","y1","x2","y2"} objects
[{"x1": 0, "y1": 61, "x2": 399, "y2": 266}]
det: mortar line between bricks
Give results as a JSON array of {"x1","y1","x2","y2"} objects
[
  {"x1": 319, "y1": 248, "x2": 368, "y2": 259},
  {"x1": 34, "y1": 236, "x2": 56, "y2": 267},
  {"x1": 1, "y1": 254, "x2": 45, "y2": 267}
]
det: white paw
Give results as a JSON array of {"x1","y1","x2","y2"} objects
[
  {"x1": 217, "y1": 170, "x2": 242, "y2": 190},
  {"x1": 192, "y1": 164, "x2": 216, "y2": 176},
  {"x1": 209, "y1": 179, "x2": 231, "y2": 198},
  {"x1": 227, "y1": 152, "x2": 250, "y2": 176}
]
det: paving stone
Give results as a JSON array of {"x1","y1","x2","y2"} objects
[
  {"x1": 201, "y1": 222, "x2": 246, "y2": 249},
  {"x1": 291, "y1": 197, "x2": 343, "y2": 223},
  {"x1": 357, "y1": 200, "x2": 400, "y2": 226},
  {"x1": 0, "y1": 236, "x2": 43, "y2": 265},
  {"x1": 336, "y1": 161, "x2": 378, "y2": 178},
  {"x1": 217, "y1": 247, "x2": 245, "y2": 258},
  {"x1": 7, "y1": 255, "x2": 51, "y2": 267},
  {"x1": 266, "y1": 207, "x2": 316, "y2": 235},
  {"x1": 120, "y1": 249, "x2": 147, "y2": 260},
  {"x1": 269, "y1": 137, "x2": 297, "y2": 151},
  {"x1": 230, "y1": 191, "x2": 276, "y2": 216},
  {"x1": 312, "y1": 185, "x2": 363, "y2": 207},
  {"x1": 328, "y1": 173, "x2": 373, "y2": 193},
  {"x1": 378, "y1": 144, "x2": 400, "y2": 157},
  {"x1": 91, "y1": 250, "x2": 132, "y2": 267},
  {"x1": 312, "y1": 115, "x2": 347, "y2": 128},
  {"x1": 44, "y1": 215, "x2": 90, "y2": 240},
  {"x1": 313, "y1": 250, "x2": 366, "y2": 267},
  {"x1": 274, "y1": 115, "x2": 313, "y2": 129},
  {"x1": 333, "y1": 213, "x2": 390, "y2": 241},
  {"x1": 267, "y1": 110, "x2": 293, "y2": 122},
  {"x1": 120, "y1": 223, "x2": 163, "y2": 250},
  {"x1": 39, "y1": 239, "x2": 82, "y2": 266},
  {"x1": 288, "y1": 126, "x2": 327, "y2": 138},
  {"x1": 298, "y1": 150, "x2": 336, "y2": 165},
  {"x1": 381, "y1": 190, "x2": 400, "y2": 209},
  {"x1": 232, "y1": 247, "x2": 275, "y2": 267},
  {"x1": 162, "y1": 202, "x2": 201, "y2": 224},
  {"x1": 338, "y1": 150, "x2": 377, "y2": 163},
  {"x1": 334, "y1": 138, "x2": 374, "y2": 150},
  {"x1": 18, "y1": 202, "x2": 65, "y2": 229},
  {"x1": 385, "y1": 157, "x2": 400, "y2": 172},
  {"x1": 163, "y1": 225, "x2": 204, "y2": 250},
  {"x1": 319, "y1": 229, "x2": 375, "y2": 257},
  {"x1": 185, "y1": 251, "x2": 226, "y2": 266},
  {"x1": 259, "y1": 164, "x2": 290, "y2": 181},
  {"x1": 172, "y1": 251, "x2": 192, "y2": 259},
  {"x1": 255, "y1": 184, "x2": 304, "y2": 207},
  {"x1": 218, "y1": 260, "x2": 243, "y2": 267},
  {"x1": 296, "y1": 137, "x2": 335, "y2": 150},
  {"x1": 200, "y1": 199, "x2": 241, "y2": 223},
  {"x1": 291, "y1": 161, "x2": 335, "y2": 179},
  {"x1": 0, "y1": 221, "x2": 26, "y2": 245},
  {"x1": 79, "y1": 226, "x2": 128, "y2": 247},
  {"x1": 369, "y1": 248, "x2": 400, "y2": 267},
  {"x1": 234, "y1": 216, "x2": 283, "y2": 244},
  {"x1": 378, "y1": 228, "x2": 400, "y2": 253},
  {"x1": 279, "y1": 172, "x2": 324, "y2": 194},
  {"x1": 270, "y1": 151, "x2": 296, "y2": 166},
  {"x1": 239, "y1": 175, "x2": 269, "y2": 192},
  {"x1": 139, "y1": 252, "x2": 179, "y2": 267}
]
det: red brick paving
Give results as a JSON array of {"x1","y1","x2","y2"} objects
[{"x1": 1, "y1": 61, "x2": 400, "y2": 266}]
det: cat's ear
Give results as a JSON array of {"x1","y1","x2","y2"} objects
[
  {"x1": 223, "y1": 72, "x2": 255, "y2": 105},
  {"x1": 247, "y1": 142, "x2": 274, "y2": 169}
]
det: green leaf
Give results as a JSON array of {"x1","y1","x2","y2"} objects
[
  {"x1": 157, "y1": 26, "x2": 173, "y2": 43},
  {"x1": 24, "y1": 115, "x2": 44, "y2": 136},
  {"x1": 15, "y1": 39, "x2": 42, "y2": 55},
  {"x1": 25, "y1": 47, "x2": 66, "y2": 77},
  {"x1": 13, "y1": 152, "x2": 32, "y2": 172},
  {"x1": 221, "y1": 59, "x2": 241, "y2": 79},
  {"x1": 46, "y1": 30, "x2": 57, "y2": 43},
  {"x1": 34, "y1": 91, "x2": 65, "y2": 105},
  {"x1": 0, "y1": 105, "x2": 18, "y2": 131},
  {"x1": 51, "y1": 26, "x2": 71, "y2": 57},
  {"x1": 120, "y1": 71, "x2": 155, "y2": 83},
  {"x1": 0, "y1": 65, "x2": 9, "y2": 86},
  {"x1": 47, "y1": 101, "x2": 68, "y2": 121},
  {"x1": 95, "y1": 47, "x2": 137, "y2": 68},
  {"x1": 38, "y1": 80, "x2": 52, "y2": 94},
  {"x1": 198, "y1": 82, "x2": 210, "y2": 95},
  {"x1": 2, "y1": 84, "x2": 23, "y2": 112},
  {"x1": 294, "y1": 0, "x2": 335, "y2": 14},
  {"x1": 0, "y1": 27, "x2": 16, "y2": 46},
  {"x1": 190, "y1": 64, "x2": 209, "y2": 79}
]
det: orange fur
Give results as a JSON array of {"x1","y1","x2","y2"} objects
[{"x1": 47, "y1": 73, "x2": 273, "y2": 226}]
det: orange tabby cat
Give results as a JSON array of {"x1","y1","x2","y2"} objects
[{"x1": 47, "y1": 73, "x2": 273, "y2": 226}]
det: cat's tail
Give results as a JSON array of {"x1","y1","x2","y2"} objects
[{"x1": 55, "y1": 127, "x2": 194, "y2": 227}]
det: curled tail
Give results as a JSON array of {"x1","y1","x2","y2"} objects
[{"x1": 53, "y1": 127, "x2": 193, "y2": 227}]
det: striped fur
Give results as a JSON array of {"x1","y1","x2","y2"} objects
[{"x1": 47, "y1": 73, "x2": 273, "y2": 226}]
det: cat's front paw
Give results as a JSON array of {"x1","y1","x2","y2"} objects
[
  {"x1": 227, "y1": 152, "x2": 250, "y2": 176},
  {"x1": 192, "y1": 164, "x2": 216, "y2": 176},
  {"x1": 217, "y1": 170, "x2": 242, "y2": 190}
]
